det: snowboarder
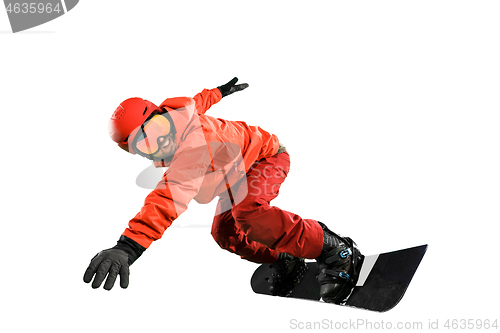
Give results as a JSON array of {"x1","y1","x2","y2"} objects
[{"x1": 83, "y1": 78, "x2": 362, "y2": 303}]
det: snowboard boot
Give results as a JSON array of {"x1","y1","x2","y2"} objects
[
  {"x1": 315, "y1": 221, "x2": 363, "y2": 304},
  {"x1": 266, "y1": 253, "x2": 307, "y2": 297}
]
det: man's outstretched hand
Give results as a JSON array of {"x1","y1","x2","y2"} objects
[
  {"x1": 83, "y1": 247, "x2": 130, "y2": 290},
  {"x1": 83, "y1": 236, "x2": 145, "y2": 290},
  {"x1": 218, "y1": 77, "x2": 249, "y2": 97}
]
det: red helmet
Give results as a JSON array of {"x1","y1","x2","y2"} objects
[{"x1": 108, "y1": 97, "x2": 159, "y2": 153}]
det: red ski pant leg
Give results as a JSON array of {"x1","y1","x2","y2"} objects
[
  {"x1": 211, "y1": 205, "x2": 280, "y2": 263},
  {"x1": 211, "y1": 152, "x2": 323, "y2": 263}
]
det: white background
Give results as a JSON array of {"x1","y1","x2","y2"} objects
[{"x1": 1, "y1": 1, "x2": 499, "y2": 332}]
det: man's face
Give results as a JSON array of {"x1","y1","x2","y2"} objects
[
  {"x1": 131, "y1": 111, "x2": 177, "y2": 161},
  {"x1": 152, "y1": 130, "x2": 177, "y2": 160}
]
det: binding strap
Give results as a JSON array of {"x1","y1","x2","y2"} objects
[
  {"x1": 318, "y1": 268, "x2": 351, "y2": 282},
  {"x1": 325, "y1": 247, "x2": 352, "y2": 265}
]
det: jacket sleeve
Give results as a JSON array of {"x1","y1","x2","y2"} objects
[
  {"x1": 122, "y1": 133, "x2": 211, "y2": 249},
  {"x1": 192, "y1": 88, "x2": 222, "y2": 115}
]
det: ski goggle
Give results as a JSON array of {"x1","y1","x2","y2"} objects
[{"x1": 131, "y1": 111, "x2": 175, "y2": 156}]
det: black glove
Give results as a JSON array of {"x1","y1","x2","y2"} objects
[
  {"x1": 217, "y1": 77, "x2": 249, "y2": 97},
  {"x1": 83, "y1": 235, "x2": 146, "y2": 290}
]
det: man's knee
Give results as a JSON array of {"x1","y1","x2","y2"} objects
[{"x1": 211, "y1": 226, "x2": 232, "y2": 252}]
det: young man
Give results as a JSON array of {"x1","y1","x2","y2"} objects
[{"x1": 83, "y1": 78, "x2": 362, "y2": 303}]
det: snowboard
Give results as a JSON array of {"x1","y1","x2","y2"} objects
[{"x1": 250, "y1": 244, "x2": 428, "y2": 312}]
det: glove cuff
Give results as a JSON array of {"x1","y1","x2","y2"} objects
[
  {"x1": 113, "y1": 235, "x2": 146, "y2": 265},
  {"x1": 217, "y1": 86, "x2": 229, "y2": 97}
]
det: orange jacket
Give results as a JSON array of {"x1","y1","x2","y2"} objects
[{"x1": 122, "y1": 88, "x2": 280, "y2": 248}]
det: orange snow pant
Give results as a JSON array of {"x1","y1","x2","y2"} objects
[{"x1": 211, "y1": 152, "x2": 324, "y2": 263}]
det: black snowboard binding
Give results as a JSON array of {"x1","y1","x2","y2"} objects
[
  {"x1": 266, "y1": 253, "x2": 308, "y2": 297},
  {"x1": 316, "y1": 222, "x2": 363, "y2": 304}
]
